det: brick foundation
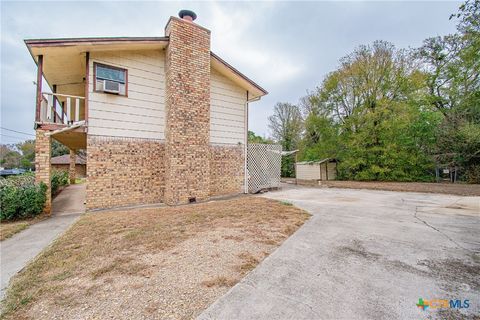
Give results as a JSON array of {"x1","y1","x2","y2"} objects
[
  {"x1": 164, "y1": 17, "x2": 211, "y2": 205},
  {"x1": 86, "y1": 135, "x2": 165, "y2": 210},
  {"x1": 209, "y1": 145, "x2": 245, "y2": 196},
  {"x1": 35, "y1": 129, "x2": 52, "y2": 213}
]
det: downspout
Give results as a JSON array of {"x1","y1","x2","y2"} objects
[
  {"x1": 244, "y1": 91, "x2": 249, "y2": 194},
  {"x1": 244, "y1": 92, "x2": 261, "y2": 194}
]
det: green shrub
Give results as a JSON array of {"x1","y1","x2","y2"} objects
[
  {"x1": 0, "y1": 175, "x2": 47, "y2": 221},
  {"x1": 0, "y1": 172, "x2": 35, "y2": 188},
  {"x1": 51, "y1": 170, "x2": 68, "y2": 195},
  {"x1": 466, "y1": 165, "x2": 480, "y2": 184}
]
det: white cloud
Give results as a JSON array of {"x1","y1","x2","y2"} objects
[{"x1": 206, "y1": 2, "x2": 304, "y2": 86}]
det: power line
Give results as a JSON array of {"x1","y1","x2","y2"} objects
[
  {"x1": 0, "y1": 134, "x2": 29, "y2": 140},
  {"x1": 0, "y1": 139, "x2": 23, "y2": 145},
  {"x1": 0, "y1": 127, "x2": 35, "y2": 137}
]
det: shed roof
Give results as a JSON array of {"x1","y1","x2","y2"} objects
[
  {"x1": 296, "y1": 158, "x2": 336, "y2": 165},
  {"x1": 51, "y1": 154, "x2": 86, "y2": 165}
]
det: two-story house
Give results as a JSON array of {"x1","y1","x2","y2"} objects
[{"x1": 26, "y1": 10, "x2": 267, "y2": 212}]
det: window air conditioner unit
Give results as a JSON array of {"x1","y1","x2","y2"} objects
[
  {"x1": 96, "y1": 79, "x2": 126, "y2": 95},
  {"x1": 103, "y1": 80, "x2": 120, "y2": 94}
]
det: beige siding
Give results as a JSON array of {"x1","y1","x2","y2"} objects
[
  {"x1": 326, "y1": 162, "x2": 337, "y2": 180},
  {"x1": 88, "y1": 50, "x2": 165, "y2": 139},
  {"x1": 296, "y1": 162, "x2": 337, "y2": 180},
  {"x1": 210, "y1": 68, "x2": 247, "y2": 145},
  {"x1": 296, "y1": 163, "x2": 321, "y2": 180}
]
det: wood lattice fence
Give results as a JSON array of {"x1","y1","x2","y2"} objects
[{"x1": 247, "y1": 143, "x2": 282, "y2": 193}]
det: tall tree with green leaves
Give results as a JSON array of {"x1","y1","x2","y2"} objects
[
  {"x1": 418, "y1": 0, "x2": 480, "y2": 182},
  {"x1": 51, "y1": 140, "x2": 70, "y2": 157},
  {"x1": 16, "y1": 140, "x2": 35, "y2": 170},
  {"x1": 0, "y1": 145, "x2": 21, "y2": 169},
  {"x1": 268, "y1": 102, "x2": 303, "y2": 177},
  {"x1": 247, "y1": 131, "x2": 273, "y2": 144},
  {"x1": 301, "y1": 41, "x2": 438, "y2": 181}
]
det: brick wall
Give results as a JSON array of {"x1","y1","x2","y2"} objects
[
  {"x1": 164, "y1": 17, "x2": 212, "y2": 205},
  {"x1": 86, "y1": 135, "x2": 165, "y2": 210},
  {"x1": 83, "y1": 16, "x2": 246, "y2": 209},
  {"x1": 35, "y1": 129, "x2": 51, "y2": 213},
  {"x1": 209, "y1": 145, "x2": 245, "y2": 196},
  {"x1": 69, "y1": 149, "x2": 76, "y2": 184}
]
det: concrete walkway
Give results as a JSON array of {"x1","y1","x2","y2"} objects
[
  {"x1": 199, "y1": 184, "x2": 480, "y2": 319},
  {"x1": 0, "y1": 184, "x2": 85, "y2": 299}
]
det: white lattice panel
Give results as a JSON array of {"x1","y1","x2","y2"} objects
[{"x1": 247, "y1": 143, "x2": 282, "y2": 193}]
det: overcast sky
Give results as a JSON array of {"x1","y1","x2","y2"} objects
[{"x1": 0, "y1": 1, "x2": 461, "y2": 144}]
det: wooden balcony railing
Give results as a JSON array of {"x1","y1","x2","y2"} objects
[{"x1": 40, "y1": 92, "x2": 85, "y2": 125}]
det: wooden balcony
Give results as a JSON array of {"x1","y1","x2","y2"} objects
[
  {"x1": 31, "y1": 50, "x2": 90, "y2": 150},
  {"x1": 39, "y1": 92, "x2": 85, "y2": 124},
  {"x1": 36, "y1": 92, "x2": 87, "y2": 150}
]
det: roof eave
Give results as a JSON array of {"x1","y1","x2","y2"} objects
[
  {"x1": 210, "y1": 52, "x2": 268, "y2": 99},
  {"x1": 24, "y1": 36, "x2": 170, "y2": 47}
]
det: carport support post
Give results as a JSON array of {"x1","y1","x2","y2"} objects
[
  {"x1": 35, "y1": 55, "x2": 43, "y2": 122},
  {"x1": 69, "y1": 149, "x2": 76, "y2": 184},
  {"x1": 295, "y1": 153, "x2": 298, "y2": 185},
  {"x1": 35, "y1": 129, "x2": 51, "y2": 214}
]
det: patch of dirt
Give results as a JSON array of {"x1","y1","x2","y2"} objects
[
  {"x1": 1, "y1": 197, "x2": 309, "y2": 320},
  {"x1": 428, "y1": 308, "x2": 479, "y2": 320},
  {"x1": 333, "y1": 196, "x2": 359, "y2": 202},
  {"x1": 321, "y1": 181, "x2": 480, "y2": 196},
  {"x1": 337, "y1": 240, "x2": 381, "y2": 261},
  {"x1": 419, "y1": 258, "x2": 480, "y2": 292},
  {"x1": 336, "y1": 240, "x2": 480, "y2": 295}
]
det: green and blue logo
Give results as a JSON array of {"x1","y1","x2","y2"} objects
[{"x1": 416, "y1": 298, "x2": 470, "y2": 311}]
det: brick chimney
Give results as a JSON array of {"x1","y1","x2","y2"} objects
[{"x1": 164, "y1": 10, "x2": 211, "y2": 205}]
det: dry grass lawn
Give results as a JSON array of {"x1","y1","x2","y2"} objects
[
  {"x1": 1, "y1": 197, "x2": 309, "y2": 320},
  {"x1": 0, "y1": 222, "x2": 30, "y2": 241},
  {"x1": 0, "y1": 214, "x2": 49, "y2": 241}
]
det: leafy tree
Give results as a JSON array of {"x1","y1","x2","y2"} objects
[
  {"x1": 268, "y1": 102, "x2": 302, "y2": 177},
  {"x1": 51, "y1": 140, "x2": 69, "y2": 157},
  {"x1": 0, "y1": 145, "x2": 21, "y2": 169},
  {"x1": 418, "y1": 0, "x2": 480, "y2": 181},
  {"x1": 269, "y1": 0, "x2": 478, "y2": 183},
  {"x1": 1, "y1": 139, "x2": 72, "y2": 171},
  {"x1": 300, "y1": 113, "x2": 339, "y2": 161},
  {"x1": 247, "y1": 131, "x2": 273, "y2": 144},
  {"x1": 301, "y1": 41, "x2": 438, "y2": 181},
  {"x1": 16, "y1": 140, "x2": 35, "y2": 170}
]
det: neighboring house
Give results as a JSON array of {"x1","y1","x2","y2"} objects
[
  {"x1": 26, "y1": 10, "x2": 267, "y2": 212},
  {"x1": 51, "y1": 154, "x2": 86, "y2": 178}
]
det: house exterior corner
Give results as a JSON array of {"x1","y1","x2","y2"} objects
[{"x1": 28, "y1": 11, "x2": 267, "y2": 211}]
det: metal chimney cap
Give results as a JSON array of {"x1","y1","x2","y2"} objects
[{"x1": 179, "y1": 10, "x2": 197, "y2": 21}]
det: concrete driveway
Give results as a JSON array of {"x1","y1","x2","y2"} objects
[{"x1": 200, "y1": 184, "x2": 480, "y2": 319}]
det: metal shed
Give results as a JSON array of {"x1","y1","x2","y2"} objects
[{"x1": 295, "y1": 158, "x2": 337, "y2": 181}]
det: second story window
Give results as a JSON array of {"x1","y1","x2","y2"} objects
[{"x1": 94, "y1": 63, "x2": 127, "y2": 96}]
